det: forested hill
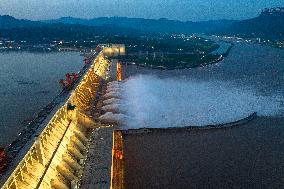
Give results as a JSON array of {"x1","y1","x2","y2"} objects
[
  {"x1": 225, "y1": 7, "x2": 284, "y2": 40},
  {"x1": 44, "y1": 17, "x2": 235, "y2": 34},
  {"x1": 0, "y1": 7, "x2": 283, "y2": 42},
  {"x1": 0, "y1": 16, "x2": 141, "y2": 42},
  {"x1": 0, "y1": 15, "x2": 44, "y2": 29}
]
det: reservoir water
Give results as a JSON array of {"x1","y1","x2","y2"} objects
[{"x1": 0, "y1": 51, "x2": 82, "y2": 146}]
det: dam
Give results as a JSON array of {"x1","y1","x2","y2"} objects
[
  {"x1": 0, "y1": 45, "x2": 124, "y2": 189},
  {"x1": 1, "y1": 40, "x2": 284, "y2": 189}
]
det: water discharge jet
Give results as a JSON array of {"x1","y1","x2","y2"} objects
[
  {"x1": 101, "y1": 104, "x2": 127, "y2": 114},
  {"x1": 103, "y1": 98, "x2": 123, "y2": 106},
  {"x1": 98, "y1": 112, "x2": 128, "y2": 125},
  {"x1": 113, "y1": 74, "x2": 283, "y2": 129},
  {"x1": 103, "y1": 91, "x2": 123, "y2": 100}
]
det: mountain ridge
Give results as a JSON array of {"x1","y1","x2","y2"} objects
[
  {"x1": 0, "y1": 15, "x2": 45, "y2": 29},
  {"x1": 225, "y1": 7, "x2": 284, "y2": 39},
  {"x1": 0, "y1": 7, "x2": 283, "y2": 41},
  {"x1": 42, "y1": 16, "x2": 236, "y2": 34}
]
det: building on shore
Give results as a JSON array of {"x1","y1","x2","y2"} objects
[{"x1": 98, "y1": 44, "x2": 125, "y2": 57}]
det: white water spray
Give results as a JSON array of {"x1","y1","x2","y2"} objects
[{"x1": 100, "y1": 75, "x2": 283, "y2": 129}]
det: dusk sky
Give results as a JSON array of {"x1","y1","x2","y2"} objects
[{"x1": 0, "y1": 0, "x2": 283, "y2": 21}]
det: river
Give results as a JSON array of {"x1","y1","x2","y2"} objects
[
  {"x1": 0, "y1": 51, "x2": 82, "y2": 146},
  {"x1": 119, "y1": 41, "x2": 284, "y2": 188},
  {"x1": 120, "y1": 41, "x2": 284, "y2": 128}
]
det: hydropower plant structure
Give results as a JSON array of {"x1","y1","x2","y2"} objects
[{"x1": 0, "y1": 44, "x2": 125, "y2": 189}]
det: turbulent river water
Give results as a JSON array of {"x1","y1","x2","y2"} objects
[
  {"x1": 0, "y1": 51, "x2": 82, "y2": 146},
  {"x1": 102, "y1": 41, "x2": 284, "y2": 129}
]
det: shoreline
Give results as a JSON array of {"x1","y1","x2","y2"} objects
[{"x1": 122, "y1": 42, "x2": 234, "y2": 70}]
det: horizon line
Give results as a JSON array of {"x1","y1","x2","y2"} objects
[{"x1": 1, "y1": 14, "x2": 248, "y2": 23}]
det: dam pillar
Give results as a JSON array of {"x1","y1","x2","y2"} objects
[
  {"x1": 50, "y1": 178, "x2": 70, "y2": 189},
  {"x1": 74, "y1": 130, "x2": 88, "y2": 144},
  {"x1": 62, "y1": 154, "x2": 81, "y2": 171},
  {"x1": 67, "y1": 143, "x2": 84, "y2": 160},
  {"x1": 70, "y1": 135, "x2": 86, "y2": 152},
  {"x1": 35, "y1": 138, "x2": 45, "y2": 165},
  {"x1": 56, "y1": 162, "x2": 77, "y2": 182}
]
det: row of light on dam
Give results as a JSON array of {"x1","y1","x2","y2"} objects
[{"x1": 74, "y1": 55, "x2": 110, "y2": 111}]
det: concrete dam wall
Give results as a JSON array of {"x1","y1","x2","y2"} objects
[{"x1": 1, "y1": 52, "x2": 110, "y2": 189}]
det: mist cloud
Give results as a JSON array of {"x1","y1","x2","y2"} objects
[{"x1": 100, "y1": 75, "x2": 283, "y2": 129}]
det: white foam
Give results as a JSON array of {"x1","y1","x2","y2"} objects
[
  {"x1": 117, "y1": 75, "x2": 283, "y2": 129},
  {"x1": 103, "y1": 91, "x2": 122, "y2": 100},
  {"x1": 98, "y1": 112, "x2": 128, "y2": 125},
  {"x1": 101, "y1": 103, "x2": 127, "y2": 113},
  {"x1": 107, "y1": 81, "x2": 120, "y2": 88},
  {"x1": 103, "y1": 98, "x2": 122, "y2": 105}
]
